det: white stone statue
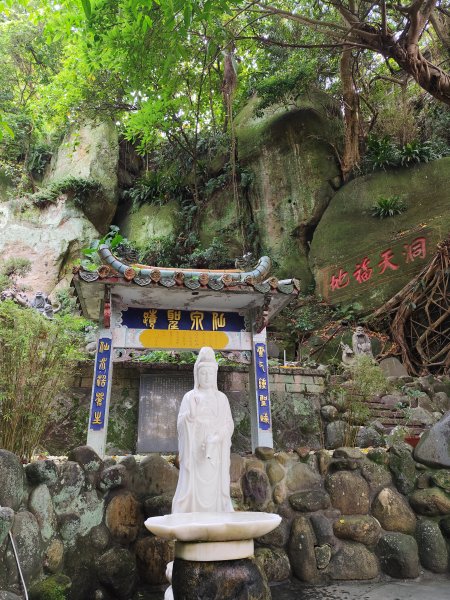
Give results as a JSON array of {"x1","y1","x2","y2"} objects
[{"x1": 172, "y1": 346, "x2": 234, "y2": 514}]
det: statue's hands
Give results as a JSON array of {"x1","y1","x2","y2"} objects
[{"x1": 204, "y1": 432, "x2": 219, "y2": 460}]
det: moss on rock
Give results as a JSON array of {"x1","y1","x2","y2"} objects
[
  {"x1": 235, "y1": 95, "x2": 341, "y2": 285},
  {"x1": 310, "y1": 158, "x2": 450, "y2": 311},
  {"x1": 29, "y1": 574, "x2": 71, "y2": 600}
]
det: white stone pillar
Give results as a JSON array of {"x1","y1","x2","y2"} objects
[
  {"x1": 86, "y1": 328, "x2": 113, "y2": 457},
  {"x1": 249, "y1": 327, "x2": 274, "y2": 452}
]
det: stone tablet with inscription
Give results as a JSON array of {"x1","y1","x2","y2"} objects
[{"x1": 137, "y1": 373, "x2": 194, "y2": 453}]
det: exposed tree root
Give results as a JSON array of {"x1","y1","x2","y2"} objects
[{"x1": 369, "y1": 236, "x2": 450, "y2": 375}]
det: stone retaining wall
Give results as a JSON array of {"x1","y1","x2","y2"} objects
[{"x1": 1, "y1": 442, "x2": 450, "y2": 599}]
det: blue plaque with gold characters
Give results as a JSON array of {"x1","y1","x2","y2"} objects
[
  {"x1": 254, "y1": 342, "x2": 271, "y2": 430},
  {"x1": 89, "y1": 338, "x2": 112, "y2": 430},
  {"x1": 121, "y1": 308, "x2": 245, "y2": 332}
]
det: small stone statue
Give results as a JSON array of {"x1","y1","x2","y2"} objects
[
  {"x1": 352, "y1": 326, "x2": 374, "y2": 358},
  {"x1": 172, "y1": 346, "x2": 234, "y2": 514},
  {"x1": 30, "y1": 291, "x2": 60, "y2": 319},
  {"x1": 340, "y1": 342, "x2": 355, "y2": 367},
  {"x1": 31, "y1": 291, "x2": 48, "y2": 313}
]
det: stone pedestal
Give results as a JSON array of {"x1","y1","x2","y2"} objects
[{"x1": 171, "y1": 557, "x2": 270, "y2": 600}]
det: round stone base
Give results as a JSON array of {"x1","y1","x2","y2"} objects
[
  {"x1": 175, "y1": 539, "x2": 254, "y2": 561},
  {"x1": 172, "y1": 557, "x2": 270, "y2": 600}
]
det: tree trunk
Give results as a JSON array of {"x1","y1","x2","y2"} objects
[
  {"x1": 340, "y1": 48, "x2": 360, "y2": 180},
  {"x1": 430, "y1": 11, "x2": 450, "y2": 55},
  {"x1": 387, "y1": 41, "x2": 450, "y2": 105}
]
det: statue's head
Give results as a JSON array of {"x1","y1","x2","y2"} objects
[
  {"x1": 194, "y1": 347, "x2": 218, "y2": 391},
  {"x1": 355, "y1": 326, "x2": 365, "y2": 335}
]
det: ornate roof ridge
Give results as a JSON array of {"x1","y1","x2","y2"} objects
[{"x1": 97, "y1": 245, "x2": 272, "y2": 284}]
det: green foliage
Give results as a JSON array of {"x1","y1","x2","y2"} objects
[
  {"x1": 29, "y1": 573, "x2": 71, "y2": 600},
  {"x1": 30, "y1": 176, "x2": 102, "y2": 209},
  {"x1": 399, "y1": 140, "x2": 439, "y2": 166},
  {"x1": 123, "y1": 169, "x2": 184, "y2": 209},
  {"x1": 365, "y1": 136, "x2": 400, "y2": 170},
  {"x1": 26, "y1": 142, "x2": 53, "y2": 177},
  {"x1": 365, "y1": 136, "x2": 446, "y2": 171},
  {"x1": 54, "y1": 288, "x2": 78, "y2": 316},
  {"x1": 329, "y1": 355, "x2": 390, "y2": 446},
  {"x1": 80, "y1": 225, "x2": 127, "y2": 271},
  {"x1": 348, "y1": 355, "x2": 391, "y2": 399},
  {"x1": 253, "y1": 63, "x2": 318, "y2": 116},
  {"x1": 0, "y1": 257, "x2": 31, "y2": 292},
  {"x1": 137, "y1": 234, "x2": 234, "y2": 270},
  {"x1": 133, "y1": 350, "x2": 197, "y2": 364},
  {"x1": 371, "y1": 195, "x2": 407, "y2": 219},
  {"x1": 0, "y1": 301, "x2": 86, "y2": 461},
  {"x1": 186, "y1": 238, "x2": 233, "y2": 269}
]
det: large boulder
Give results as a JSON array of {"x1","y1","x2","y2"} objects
[
  {"x1": 10, "y1": 511, "x2": 42, "y2": 585},
  {"x1": 289, "y1": 490, "x2": 330, "y2": 512},
  {"x1": 0, "y1": 196, "x2": 99, "y2": 295},
  {"x1": 135, "y1": 536, "x2": 175, "y2": 585},
  {"x1": 135, "y1": 454, "x2": 179, "y2": 497},
  {"x1": 415, "y1": 519, "x2": 448, "y2": 573},
  {"x1": 29, "y1": 574, "x2": 71, "y2": 600},
  {"x1": 96, "y1": 547, "x2": 137, "y2": 599},
  {"x1": 388, "y1": 443, "x2": 417, "y2": 495},
  {"x1": 235, "y1": 94, "x2": 341, "y2": 283},
  {"x1": 414, "y1": 411, "x2": 450, "y2": 468},
  {"x1": 371, "y1": 488, "x2": 416, "y2": 534},
  {"x1": 172, "y1": 557, "x2": 271, "y2": 600},
  {"x1": 376, "y1": 533, "x2": 419, "y2": 578},
  {"x1": 332, "y1": 515, "x2": 381, "y2": 545},
  {"x1": 25, "y1": 461, "x2": 58, "y2": 487},
  {"x1": 117, "y1": 200, "x2": 179, "y2": 250},
  {"x1": 326, "y1": 542, "x2": 378, "y2": 580},
  {"x1": 105, "y1": 491, "x2": 141, "y2": 544},
  {"x1": 285, "y1": 462, "x2": 321, "y2": 493},
  {"x1": 0, "y1": 451, "x2": 24, "y2": 511},
  {"x1": 0, "y1": 507, "x2": 14, "y2": 547},
  {"x1": 28, "y1": 484, "x2": 58, "y2": 544},
  {"x1": 325, "y1": 472, "x2": 370, "y2": 514},
  {"x1": 45, "y1": 121, "x2": 119, "y2": 232},
  {"x1": 254, "y1": 547, "x2": 291, "y2": 583},
  {"x1": 288, "y1": 516, "x2": 319, "y2": 583},
  {"x1": 310, "y1": 158, "x2": 450, "y2": 311},
  {"x1": 409, "y1": 488, "x2": 450, "y2": 516},
  {"x1": 242, "y1": 468, "x2": 271, "y2": 510}
]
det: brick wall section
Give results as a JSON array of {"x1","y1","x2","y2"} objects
[
  {"x1": 74, "y1": 362, "x2": 326, "y2": 395},
  {"x1": 269, "y1": 368, "x2": 326, "y2": 394}
]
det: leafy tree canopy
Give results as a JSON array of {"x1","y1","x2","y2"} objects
[{"x1": 0, "y1": 0, "x2": 449, "y2": 176}]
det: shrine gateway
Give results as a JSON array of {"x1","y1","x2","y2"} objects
[{"x1": 73, "y1": 245, "x2": 299, "y2": 456}]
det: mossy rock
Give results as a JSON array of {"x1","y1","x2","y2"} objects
[
  {"x1": 198, "y1": 186, "x2": 244, "y2": 257},
  {"x1": 0, "y1": 168, "x2": 13, "y2": 202},
  {"x1": 117, "y1": 200, "x2": 179, "y2": 249},
  {"x1": 106, "y1": 388, "x2": 138, "y2": 454},
  {"x1": 29, "y1": 574, "x2": 72, "y2": 600},
  {"x1": 45, "y1": 121, "x2": 119, "y2": 233},
  {"x1": 235, "y1": 94, "x2": 341, "y2": 285},
  {"x1": 310, "y1": 158, "x2": 450, "y2": 311}
]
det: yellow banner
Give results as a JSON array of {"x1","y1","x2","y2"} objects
[{"x1": 139, "y1": 329, "x2": 230, "y2": 349}]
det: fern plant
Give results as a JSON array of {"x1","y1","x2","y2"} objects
[{"x1": 371, "y1": 195, "x2": 407, "y2": 219}]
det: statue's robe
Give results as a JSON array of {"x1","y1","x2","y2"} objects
[{"x1": 172, "y1": 389, "x2": 234, "y2": 513}]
